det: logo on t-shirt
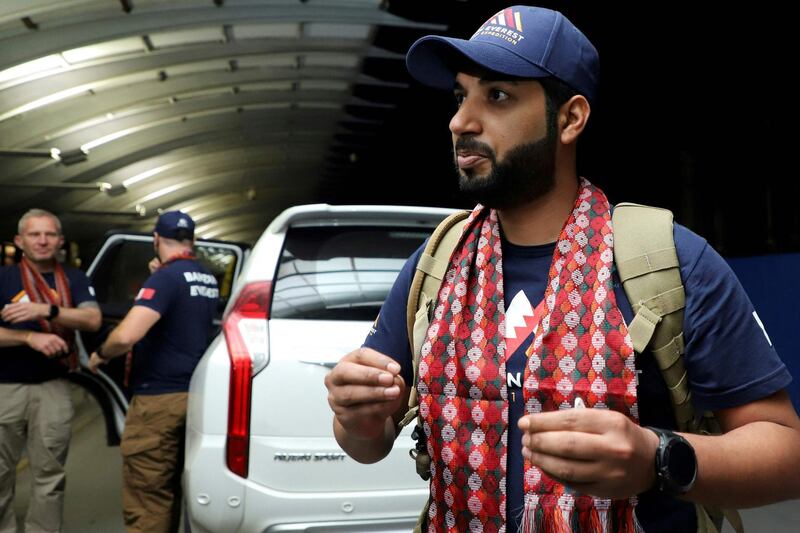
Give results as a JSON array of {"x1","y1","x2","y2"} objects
[
  {"x1": 752, "y1": 311, "x2": 773, "y2": 346},
  {"x1": 11, "y1": 289, "x2": 58, "y2": 303},
  {"x1": 136, "y1": 288, "x2": 156, "y2": 301},
  {"x1": 505, "y1": 290, "x2": 543, "y2": 356},
  {"x1": 505, "y1": 291, "x2": 546, "y2": 389}
]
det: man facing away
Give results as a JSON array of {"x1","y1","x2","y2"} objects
[
  {"x1": 88, "y1": 211, "x2": 218, "y2": 533},
  {"x1": 325, "y1": 5, "x2": 800, "y2": 533},
  {"x1": 0, "y1": 209, "x2": 101, "y2": 533}
]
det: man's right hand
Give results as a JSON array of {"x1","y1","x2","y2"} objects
[
  {"x1": 325, "y1": 347, "x2": 406, "y2": 442},
  {"x1": 148, "y1": 257, "x2": 161, "y2": 273},
  {"x1": 26, "y1": 331, "x2": 68, "y2": 357},
  {"x1": 87, "y1": 352, "x2": 107, "y2": 374}
]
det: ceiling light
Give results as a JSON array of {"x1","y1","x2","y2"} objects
[
  {"x1": 134, "y1": 183, "x2": 186, "y2": 204},
  {"x1": 166, "y1": 59, "x2": 230, "y2": 76},
  {"x1": 0, "y1": 147, "x2": 88, "y2": 166},
  {"x1": 122, "y1": 164, "x2": 174, "y2": 188},
  {"x1": 233, "y1": 23, "x2": 301, "y2": 39},
  {"x1": 81, "y1": 125, "x2": 146, "y2": 151},
  {"x1": 194, "y1": 220, "x2": 227, "y2": 234},
  {"x1": 62, "y1": 37, "x2": 146, "y2": 64},
  {"x1": 238, "y1": 81, "x2": 294, "y2": 92},
  {"x1": 0, "y1": 85, "x2": 91, "y2": 122},
  {"x1": 0, "y1": 54, "x2": 69, "y2": 86},
  {"x1": 236, "y1": 55, "x2": 296, "y2": 69},
  {"x1": 149, "y1": 27, "x2": 225, "y2": 48},
  {"x1": 304, "y1": 23, "x2": 371, "y2": 40},
  {"x1": 303, "y1": 53, "x2": 360, "y2": 68},
  {"x1": 298, "y1": 80, "x2": 349, "y2": 91}
]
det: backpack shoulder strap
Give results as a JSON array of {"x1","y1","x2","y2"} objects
[
  {"x1": 615, "y1": 203, "x2": 743, "y2": 533},
  {"x1": 399, "y1": 210, "x2": 469, "y2": 429},
  {"x1": 612, "y1": 202, "x2": 694, "y2": 431}
]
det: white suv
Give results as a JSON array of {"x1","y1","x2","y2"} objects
[{"x1": 182, "y1": 204, "x2": 454, "y2": 532}]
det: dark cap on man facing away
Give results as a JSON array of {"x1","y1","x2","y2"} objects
[
  {"x1": 154, "y1": 210, "x2": 195, "y2": 240},
  {"x1": 406, "y1": 5, "x2": 598, "y2": 102}
]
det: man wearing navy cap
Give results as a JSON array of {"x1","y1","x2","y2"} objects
[
  {"x1": 326, "y1": 5, "x2": 800, "y2": 532},
  {"x1": 89, "y1": 211, "x2": 218, "y2": 532}
]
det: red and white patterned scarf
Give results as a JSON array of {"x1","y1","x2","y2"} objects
[
  {"x1": 418, "y1": 179, "x2": 640, "y2": 532},
  {"x1": 19, "y1": 256, "x2": 77, "y2": 371}
]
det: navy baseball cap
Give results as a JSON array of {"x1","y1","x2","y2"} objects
[
  {"x1": 406, "y1": 5, "x2": 599, "y2": 102},
  {"x1": 154, "y1": 211, "x2": 195, "y2": 240}
]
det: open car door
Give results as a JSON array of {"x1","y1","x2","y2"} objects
[{"x1": 69, "y1": 232, "x2": 247, "y2": 445}]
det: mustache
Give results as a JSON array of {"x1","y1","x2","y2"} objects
[{"x1": 454, "y1": 137, "x2": 495, "y2": 160}]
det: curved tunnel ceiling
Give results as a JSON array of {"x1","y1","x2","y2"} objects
[
  {"x1": 0, "y1": 0, "x2": 445, "y2": 244},
  {"x1": 6, "y1": 0, "x2": 793, "y2": 259}
]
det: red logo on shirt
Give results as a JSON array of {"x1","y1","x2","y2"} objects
[{"x1": 136, "y1": 288, "x2": 156, "y2": 300}]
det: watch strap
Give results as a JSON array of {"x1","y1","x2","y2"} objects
[{"x1": 646, "y1": 426, "x2": 697, "y2": 496}]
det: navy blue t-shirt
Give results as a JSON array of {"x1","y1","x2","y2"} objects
[
  {"x1": 0, "y1": 265, "x2": 96, "y2": 383},
  {"x1": 130, "y1": 258, "x2": 218, "y2": 395},
  {"x1": 364, "y1": 223, "x2": 791, "y2": 533}
]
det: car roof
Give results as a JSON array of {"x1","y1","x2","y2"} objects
[{"x1": 264, "y1": 203, "x2": 460, "y2": 234}]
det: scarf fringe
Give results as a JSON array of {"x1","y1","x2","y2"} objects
[{"x1": 520, "y1": 498, "x2": 643, "y2": 533}]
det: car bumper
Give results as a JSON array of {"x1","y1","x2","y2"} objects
[{"x1": 183, "y1": 428, "x2": 428, "y2": 533}]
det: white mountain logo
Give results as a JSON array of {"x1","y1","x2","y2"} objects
[{"x1": 505, "y1": 290, "x2": 541, "y2": 356}]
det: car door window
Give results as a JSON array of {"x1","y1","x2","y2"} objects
[
  {"x1": 90, "y1": 236, "x2": 241, "y2": 320},
  {"x1": 193, "y1": 244, "x2": 239, "y2": 316},
  {"x1": 90, "y1": 240, "x2": 152, "y2": 319}
]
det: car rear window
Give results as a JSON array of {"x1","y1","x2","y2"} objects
[{"x1": 271, "y1": 225, "x2": 430, "y2": 320}]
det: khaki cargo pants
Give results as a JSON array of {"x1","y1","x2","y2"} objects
[
  {"x1": 121, "y1": 392, "x2": 187, "y2": 533},
  {"x1": 0, "y1": 380, "x2": 74, "y2": 533}
]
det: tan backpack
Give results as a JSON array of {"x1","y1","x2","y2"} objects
[{"x1": 400, "y1": 203, "x2": 743, "y2": 533}]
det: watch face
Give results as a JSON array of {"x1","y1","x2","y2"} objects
[{"x1": 667, "y1": 439, "x2": 697, "y2": 488}]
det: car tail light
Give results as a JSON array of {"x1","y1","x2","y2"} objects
[{"x1": 223, "y1": 280, "x2": 271, "y2": 478}]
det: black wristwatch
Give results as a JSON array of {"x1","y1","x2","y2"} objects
[
  {"x1": 646, "y1": 427, "x2": 697, "y2": 496},
  {"x1": 47, "y1": 304, "x2": 59, "y2": 320}
]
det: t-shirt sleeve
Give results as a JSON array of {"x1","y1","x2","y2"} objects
[
  {"x1": 133, "y1": 269, "x2": 177, "y2": 315},
  {"x1": 677, "y1": 225, "x2": 792, "y2": 411},
  {"x1": 67, "y1": 269, "x2": 97, "y2": 307},
  {"x1": 362, "y1": 244, "x2": 425, "y2": 387}
]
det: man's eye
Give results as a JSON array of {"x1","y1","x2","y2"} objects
[
  {"x1": 454, "y1": 93, "x2": 465, "y2": 107},
  {"x1": 489, "y1": 89, "x2": 509, "y2": 102}
]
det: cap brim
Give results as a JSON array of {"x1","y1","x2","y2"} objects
[{"x1": 406, "y1": 35, "x2": 551, "y2": 89}]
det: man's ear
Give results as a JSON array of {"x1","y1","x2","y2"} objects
[
  {"x1": 559, "y1": 95, "x2": 591, "y2": 146},
  {"x1": 13, "y1": 235, "x2": 22, "y2": 249}
]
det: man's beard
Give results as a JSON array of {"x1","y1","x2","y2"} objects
[{"x1": 454, "y1": 130, "x2": 557, "y2": 210}]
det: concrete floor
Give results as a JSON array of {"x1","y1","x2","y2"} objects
[{"x1": 9, "y1": 384, "x2": 800, "y2": 532}]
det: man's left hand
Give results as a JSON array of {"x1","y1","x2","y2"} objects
[
  {"x1": 1, "y1": 302, "x2": 49, "y2": 323},
  {"x1": 518, "y1": 407, "x2": 659, "y2": 499}
]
